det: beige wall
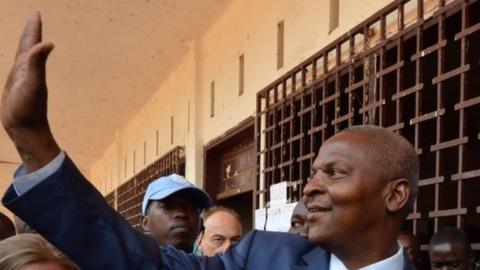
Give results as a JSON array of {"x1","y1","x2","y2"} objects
[
  {"x1": 90, "y1": 0, "x2": 392, "y2": 193},
  {"x1": 90, "y1": 45, "x2": 198, "y2": 190}
]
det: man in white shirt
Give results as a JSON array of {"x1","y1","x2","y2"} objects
[{"x1": 1, "y1": 12, "x2": 418, "y2": 270}]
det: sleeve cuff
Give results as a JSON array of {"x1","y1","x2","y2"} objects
[{"x1": 13, "y1": 151, "x2": 66, "y2": 195}]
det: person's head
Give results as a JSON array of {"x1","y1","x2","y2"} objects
[
  {"x1": 303, "y1": 125, "x2": 419, "y2": 261},
  {"x1": 0, "y1": 233, "x2": 78, "y2": 270},
  {"x1": 398, "y1": 231, "x2": 421, "y2": 267},
  {"x1": 288, "y1": 201, "x2": 309, "y2": 237},
  {"x1": 429, "y1": 227, "x2": 473, "y2": 270},
  {"x1": 0, "y1": 212, "x2": 15, "y2": 240},
  {"x1": 14, "y1": 215, "x2": 37, "y2": 234},
  {"x1": 198, "y1": 206, "x2": 243, "y2": 256},
  {"x1": 141, "y1": 174, "x2": 212, "y2": 252}
]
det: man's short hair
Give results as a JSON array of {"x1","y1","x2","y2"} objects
[
  {"x1": 202, "y1": 206, "x2": 242, "y2": 229},
  {"x1": 430, "y1": 227, "x2": 471, "y2": 254},
  {"x1": 340, "y1": 125, "x2": 419, "y2": 210}
]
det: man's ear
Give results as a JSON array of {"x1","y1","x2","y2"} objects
[
  {"x1": 384, "y1": 178, "x2": 410, "y2": 213},
  {"x1": 141, "y1": 215, "x2": 151, "y2": 233}
]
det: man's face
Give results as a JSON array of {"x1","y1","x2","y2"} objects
[
  {"x1": 199, "y1": 211, "x2": 242, "y2": 256},
  {"x1": 429, "y1": 242, "x2": 471, "y2": 270},
  {"x1": 288, "y1": 201, "x2": 309, "y2": 237},
  {"x1": 303, "y1": 132, "x2": 388, "y2": 251},
  {"x1": 141, "y1": 192, "x2": 201, "y2": 252}
]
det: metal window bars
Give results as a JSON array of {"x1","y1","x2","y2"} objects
[{"x1": 256, "y1": 0, "x2": 480, "y2": 251}]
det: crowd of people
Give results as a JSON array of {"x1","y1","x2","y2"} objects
[{"x1": 0, "y1": 11, "x2": 479, "y2": 270}]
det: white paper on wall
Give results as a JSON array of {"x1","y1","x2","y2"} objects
[
  {"x1": 269, "y1": 181, "x2": 288, "y2": 207},
  {"x1": 254, "y1": 202, "x2": 298, "y2": 232},
  {"x1": 254, "y1": 208, "x2": 267, "y2": 230}
]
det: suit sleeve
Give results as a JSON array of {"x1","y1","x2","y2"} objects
[
  {"x1": 3, "y1": 155, "x2": 165, "y2": 270},
  {"x1": 1, "y1": 154, "x2": 258, "y2": 270}
]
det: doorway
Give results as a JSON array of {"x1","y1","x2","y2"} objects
[{"x1": 204, "y1": 117, "x2": 255, "y2": 232}]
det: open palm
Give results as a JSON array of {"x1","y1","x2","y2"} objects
[
  {"x1": 1, "y1": 12, "x2": 60, "y2": 172},
  {"x1": 1, "y1": 12, "x2": 54, "y2": 132}
]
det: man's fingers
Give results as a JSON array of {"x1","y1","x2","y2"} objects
[
  {"x1": 28, "y1": 42, "x2": 54, "y2": 69},
  {"x1": 15, "y1": 11, "x2": 42, "y2": 59}
]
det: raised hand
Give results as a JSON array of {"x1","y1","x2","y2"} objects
[{"x1": 1, "y1": 12, "x2": 60, "y2": 172}]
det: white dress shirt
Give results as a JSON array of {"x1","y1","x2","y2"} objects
[
  {"x1": 13, "y1": 151, "x2": 65, "y2": 195},
  {"x1": 329, "y1": 244, "x2": 404, "y2": 270}
]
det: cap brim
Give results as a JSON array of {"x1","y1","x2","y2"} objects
[{"x1": 150, "y1": 186, "x2": 213, "y2": 210}]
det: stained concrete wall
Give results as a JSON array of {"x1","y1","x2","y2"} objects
[{"x1": 90, "y1": 0, "x2": 393, "y2": 193}]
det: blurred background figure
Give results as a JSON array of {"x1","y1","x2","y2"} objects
[
  {"x1": 288, "y1": 201, "x2": 309, "y2": 238},
  {"x1": 198, "y1": 206, "x2": 242, "y2": 256},
  {"x1": 0, "y1": 233, "x2": 78, "y2": 270},
  {"x1": 14, "y1": 215, "x2": 37, "y2": 234},
  {"x1": 0, "y1": 212, "x2": 15, "y2": 240},
  {"x1": 429, "y1": 227, "x2": 474, "y2": 270},
  {"x1": 398, "y1": 231, "x2": 422, "y2": 268}
]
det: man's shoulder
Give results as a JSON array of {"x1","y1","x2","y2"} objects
[
  {"x1": 232, "y1": 230, "x2": 327, "y2": 268},
  {"x1": 247, "y1": 230, "x2": 313, "y2": 245},
  {"x1": 242, "y1": 230, "x2": 326, "y2": 258}
]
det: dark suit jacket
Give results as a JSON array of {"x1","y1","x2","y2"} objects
[{"x1": 2, "y1": 156, "x2": 416, "y2": 270}]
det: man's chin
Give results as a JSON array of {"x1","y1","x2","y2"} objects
[
  {"x1": 169, "y1": 238, "x2": 195, "y2": 252},
  {"x1": 307, "y1": 229, "x2": 331, "y2": 248},
  {"x1": 171, "y1": 239, "x2": 194, "y2": 252}
]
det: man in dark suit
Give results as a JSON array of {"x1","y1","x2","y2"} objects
[{"x1": 1, "y1": 12, "x2": 418, "y2": 270}]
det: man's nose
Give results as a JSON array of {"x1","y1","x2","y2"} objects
[
  {"x1": 302, "y1": 173, "x2": 327, "y2": 199},
  {"x1": 173, "y1": 207, "x2": 188, "y2": 219}
]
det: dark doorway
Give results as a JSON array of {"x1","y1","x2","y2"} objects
[
  {"x1": 204, "y1": 117, "x2": 255, "y2": 233},
  {"x1": 217, "y1": 191, "x2": 253, "y2": 233}
]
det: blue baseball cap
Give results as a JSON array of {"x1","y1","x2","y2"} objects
[{"x1": 141, "y1": 174, "x2": 212, "y2": 215}]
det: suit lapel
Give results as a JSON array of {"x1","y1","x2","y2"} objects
[{"x1": 290, "y1": 247, "x2": 330, "y2": 270}]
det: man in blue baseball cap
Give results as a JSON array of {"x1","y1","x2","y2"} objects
[{"x1": 141, "y1": 174, "x2": 212, "y2": 252}]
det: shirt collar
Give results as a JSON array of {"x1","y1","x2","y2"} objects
[{"x1": 329, "y1": 244, "x2": 404, "y2": 270}]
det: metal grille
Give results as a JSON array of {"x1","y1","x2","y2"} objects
[
  {"x1": 114, "y1": 146, "x2": 185, "y2": 229},
  {"x1": 256, "y1": 0, "x2": 480, "y2": 251}
]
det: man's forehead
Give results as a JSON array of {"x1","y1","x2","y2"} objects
[
  {"x1": 431, "y1": 243, "x2": 453, "y2": 253},
  {"x1": 432, "y1": 241, "x2": 469, "y2": 255},
  {"x1": 207, "y1": 211, "x2": 238, "y2": 224},
  {"x1": 205, "y1": 224, "x2": 242, "y2": 237},
  {"x1": 314, "y1": 133, "x2": 371, "y2": 163}
]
